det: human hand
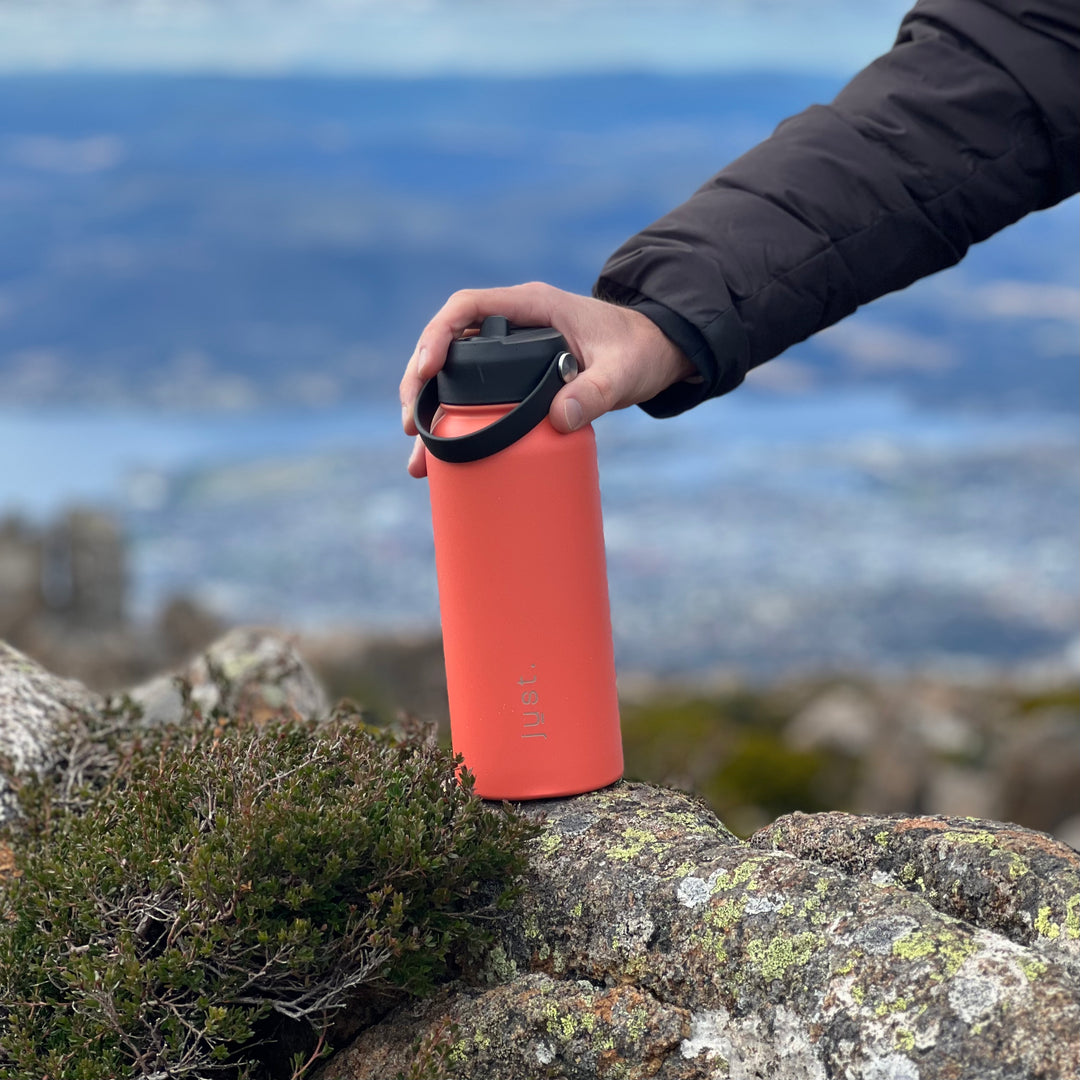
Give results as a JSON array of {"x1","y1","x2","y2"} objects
[{"x1": 399, "y1": 282, "x2": 696, "y2": 477}]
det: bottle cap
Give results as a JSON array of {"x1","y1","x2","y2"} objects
[{"x1": 438, "y1": 315, "x2": 568, "y2": 405}]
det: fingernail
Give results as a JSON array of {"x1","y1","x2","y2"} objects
[
  {"x1": 564, "y1": 398, "x2": 584, "y2": 431},
  {"x1": 401, "y1": 401, "x2": 412, "y2": 428},
  {"x1": 416, "y1": 345, "x2": 429, "y2": 379}
]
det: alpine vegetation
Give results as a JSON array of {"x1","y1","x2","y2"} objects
[{"x1": 0, "y1": 695, "x2": 536, "y2": 1079}]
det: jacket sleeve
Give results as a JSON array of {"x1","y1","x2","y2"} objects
[{"x1": 594, "y1": 0, "x2": 1080, "y2": 418}]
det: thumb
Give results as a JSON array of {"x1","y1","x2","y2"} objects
[{"x1": 548, "y1": 366, "x2": 618, "y2": 434}]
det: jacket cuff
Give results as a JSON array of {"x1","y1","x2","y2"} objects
[
  {"x1": 621, "y1": 298, "x2": 714, "y2": 418},
  {"x1": 593, "y1": 275, "x2": 749, "y2": 418}
]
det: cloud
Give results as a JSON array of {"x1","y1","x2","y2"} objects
[
  {"x1": 7, "y1": 135, "x2": 126, "y2": 174},
  {"x1": 818, "y1": 322, "x2": 955, "y2": 374},
  {"x1": 0, "y1": 0, "x2": 912, "y2": 77},
  {"x1": 969, "y1": 281, "x2": 1079, "y2": 321},
  {"x1": 745, "y1": 357, "x2": 818, "y2": 394}
]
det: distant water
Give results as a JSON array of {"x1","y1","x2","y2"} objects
[
  {"x1": 0, "y1": 404, "x2": 398, "y2": 518},
  {"x1": 3, "y1": 390, "x2": 1077, "y2": 677},
  {"x1": 3, "y1": 391, "x2": 1068, "y2": 517}
]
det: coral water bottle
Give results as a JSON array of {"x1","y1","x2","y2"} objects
[{"x1": 414, "y1": 315, "x2": 623, "y2": 800}]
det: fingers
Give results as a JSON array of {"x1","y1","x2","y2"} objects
[
  {"x1": 407, "y1": 435, "x2": 428, "y2": 478},
  {"x1": 400, "y1": 283, "x2": 562, "y2": 436},
  {"x1": 548, "y1": 364, "x2": 620, "y2": 434}
]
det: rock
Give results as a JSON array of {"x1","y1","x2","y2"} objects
[
  {"x1": 155, "y1": 594, "x2": 226, "y2": 659},
  {"x1": 0, "y1": 640, "x2": 102, "y2": 823},
  {"x1": 299, "y1": 630, "x2": 449, "y2": 729},
  {"x1": 785, "y1": 684, "x2": 880, "y2": 756},
  {"x1": 4, "y1": 641, "x2": 1078, "y2": 1078},
  {"x1": 998, "y1": 710, "x2": 1080, "y2": 834},
  {"x1": 753, "y1": 810, "x2": 1080, "y2": 982},
  {"x1": 130, "y1": 627, "x2": 328, "y2": 727},
  {"x1": 1, "y1": 629, "x2": 328, "y2": 822},
  {"x1": 322, "y1": 783, "x2": 1080, "y2": 1080},
  {"x1": 1056, "y1": 814, "x2": 1080, "y2": 852},
  {"x1": 922, "y1": 763, "x2": 1000, "y2": 821}
]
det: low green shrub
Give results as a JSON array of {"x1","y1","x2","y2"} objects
[{"x1": 0, "y1": 700, "x2": 536, "y2": 1079}]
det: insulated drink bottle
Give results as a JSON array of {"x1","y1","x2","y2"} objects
[{"x1": 414, "y1": 315, "x2": 623, "y2": 800}]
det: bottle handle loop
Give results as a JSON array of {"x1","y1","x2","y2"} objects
[{"x1": 414, "y1": 352, "x2": 576, "y2": 464}]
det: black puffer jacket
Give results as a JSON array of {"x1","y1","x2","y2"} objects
[{"x1": 594, "y1": 0, "x2": 1080, "y2": 417}]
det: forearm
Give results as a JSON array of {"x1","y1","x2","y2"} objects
[{"x1": 596, "y1": 0, "x2": 1080, "y2": 415}]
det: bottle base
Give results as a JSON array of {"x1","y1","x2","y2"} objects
[{"x1": 476, "y1": 770, "x2": 624, "y2": 804}]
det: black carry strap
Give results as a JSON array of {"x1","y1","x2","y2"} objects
[{"x1": 414, "y1": 353, "x2": 567, "y2": 464}]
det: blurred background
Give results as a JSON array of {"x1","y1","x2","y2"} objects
[{"x1": 1, "y1": 0, "x2": 1077, "y2": 838}]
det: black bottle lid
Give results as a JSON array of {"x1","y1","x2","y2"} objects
[{"x1": 437, "y1": 315, "x2": 568, "y2": 405}]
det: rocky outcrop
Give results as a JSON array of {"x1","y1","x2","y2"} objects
[
  {"x1": 325, "y1": 783, "x2": 1080, "y2": 1080},
  {"x1": 130, "y1": 626, "x2": 327, "y2": 727},
  {"x1": 0, "y1": 640, "x2": 101, "y2": 822},
  {"x1": 3, "y1": 638, "x2": 1078, "y2": 1079},
  {"x1": 0, "y1": 630, "x2": 325, "y2": 824}
]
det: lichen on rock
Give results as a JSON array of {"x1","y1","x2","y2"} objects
[
  {"x1": 753, "y1": 810, "x2": 1080, "y2": 980},
  {"x1": 4, "y1": 637, "x2": 1079, "y2": 1079},
  {"x1": 324, "y1": 783, "x2": 1080, "y2": 1080},
  {"x1": 0, "y1": 641, "x2": 102, "y2": 823}
]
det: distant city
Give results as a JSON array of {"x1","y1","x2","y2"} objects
[{"x1": 1, "y1": 70, "x2": 1077, "y2": 677}]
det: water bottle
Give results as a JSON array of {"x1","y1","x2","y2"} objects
[{"x1": 414, "y1": 315, "x2": 623, "y2": 800}]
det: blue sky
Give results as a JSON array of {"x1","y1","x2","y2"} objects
[{"x1": 0, "y1": 0, "x2": 914, "y2": 77}]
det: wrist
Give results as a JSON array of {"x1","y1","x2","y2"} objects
[{"x1": 625, "y1": 306, "x2": 696, "y2": 384}]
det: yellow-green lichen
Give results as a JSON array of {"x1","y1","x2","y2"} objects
[
  {"x1": 543, "y1": 1002, "x2": 579, "y2": 1043},
  {"x1": 710, "y1": 858, "x2": 762, "y2": 894},
  {"x1": 707, "y1": 895, "x2": 747, "y2": 933},
  {"x1": 1018, "y1": 955, "x2": 1048, "y2": 982},
  {"x1": 523, "y1": 912, "x2": 542, "y2": 941},
  {"x1": 892, "y1": 931, "x2": 936, "y2": 962},
  {"x1": 1034, "y1": 906, "x2": 1061, "y2": 940},
  {"x1": 608, "y1": 827, "x2": 663, "y2": 862},
  {"x1": 473, "y1": 1031, "x2": 491, "y2": 1051},
  {"x1": 801, "y1": 892, "x2": 830, "y2": 926},
  {"x1": 746, "y1": 931, "x2": 824, "y2": 982},
  {"x1": 899, "y1": 862, "x2": 918, "y2": 884},
  {"x1": 875, "y1": 996, "x2": 911, "y2": 1017},
  {"x1": 1006, "y1": 854, "x2": 1030, "y2": 880},
  {"x1": 895, "y1": 1029, "x2": 915, "y2": 1053},
  {"x1": 571, "y1": 900, "x2": 584, "y2": 918},
  {"x1": 625, "y1": 1008, "x2": 650, "y2": 1041},
  {"x1": 1066, "y1": 894, "x2": 1080, "y2": 940},
  {"x1": 942, "y1": 830, "x2": 996, "y2": 848},
  {"x1": 660, "y1": 809, "x2": 715, "y2": 833},
  {"x1": 892, "y1": 928, "x2": 976, "y2": 976},
  {"x1": 702, "y1": 896, "x2": 747, "y2": 964},
  {"x1": 481, "y1": 945, "x2": 518, "y2": 984},
  {"x1": 852, "y1": 985, "x2": 866, "y2": 1005},
  {"x1": 874, "y1": 830, "x2": 890, "y2": 849},
  {"x1": 538, "y1": 832, "x2": 563, "y2": 857}
]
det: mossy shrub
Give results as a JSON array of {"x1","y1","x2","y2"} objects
[{"x1": 0, "y1": 704, "x2": 536, "y2": 1079}]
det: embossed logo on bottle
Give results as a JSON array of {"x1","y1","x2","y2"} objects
[{"x1": 518, "y1": 665, "x2": 546, "y2": 739}]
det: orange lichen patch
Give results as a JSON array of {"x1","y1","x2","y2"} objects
[
  {"x1": 894, "y1": 818, "x2": 949, "y2": 834},
  {"x1": 0, "y1": 842, "x2": 21, "y2": 879},
  {"x1": 992, "y1": 829, "x2": 1080, "y2": 864},
  {"x1": 598, "y1": 1048, "x2": 623, "y2": 1071}
]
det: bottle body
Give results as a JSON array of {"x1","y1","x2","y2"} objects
[{"x1": 426, "y1": 403, "x2": 623, "y2": 800}]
